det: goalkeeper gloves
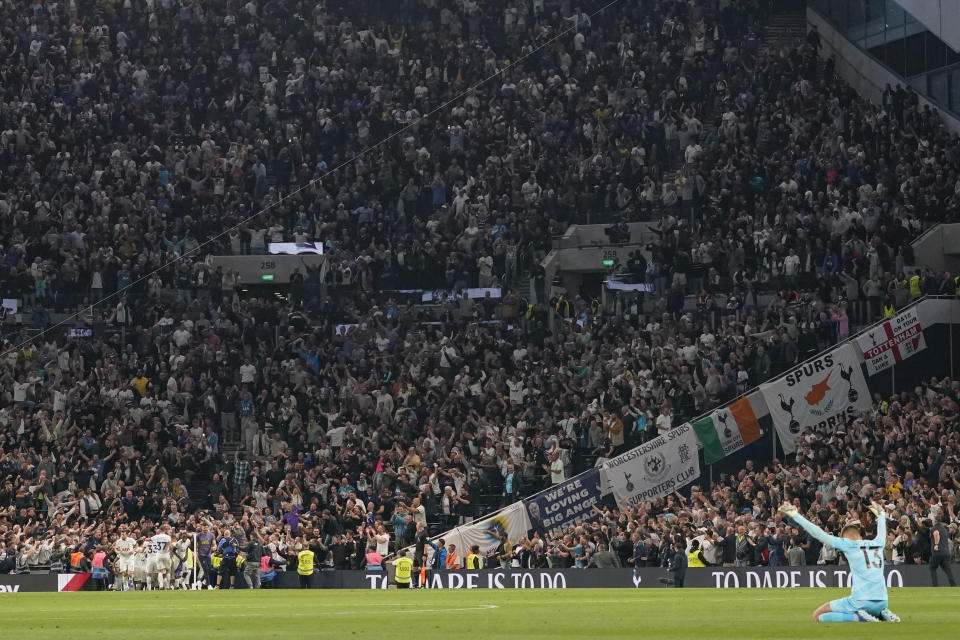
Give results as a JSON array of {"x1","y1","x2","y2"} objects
[{"x1": 778, "y1": 503, "x2": 798, "y2": 518}]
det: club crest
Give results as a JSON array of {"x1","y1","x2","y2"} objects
[
  {"x1": 717, "y1": 411, "x2": 732, "y2": 439},
  {"x1": 643, "y1": 452, "x2": 668, "y2": 482}
]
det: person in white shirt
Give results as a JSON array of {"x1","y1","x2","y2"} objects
[
  {"x1": 507, "y1": 378, "x2": 527, "y2": 404},
  {"x1": 146, "y1": 526, "x2": 173, "y2": 590},
  {"x1": 408, "y1": 497, "x2": 427, "y2": 526},
  {"x1": 114, "y1": 528, "x2": 138, "y2": 591},
  {"x1": 783, "y1": 248, "x2": 801, "y2": 279},
  {"x1": 239, "y1": 361, "x2": 257, "y2": 384},
  {"x1": 372, "y1": 524, "x2": 390, "y2": 556},
  {"x1": 171, "y1": 323, "x2": 191, "y2": 348},
  {"x1": 548, "y1": 451, "x2": 565, "y2": 484},
  {"x1": 655, "y1": 407, "x2": 673, "y2": 435}
]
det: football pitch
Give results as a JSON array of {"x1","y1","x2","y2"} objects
[{"x1": 2, "y1": 588, "x2": 958, "y2": 639}]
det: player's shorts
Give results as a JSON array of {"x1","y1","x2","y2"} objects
[
  {"x1": 146, "y1": 555, "x2": 172, "y2": 573},
  {"x1": 220, "y1": 557, "x2": 238, "y2": 576},
  {"x1": 116, "y1": 556, "x2": 136, "y2": 573},
  {"x1": 829, "y1": 596, "x2": 887, "y2": 617},
  {"x1": 133, "y1": 559, "x2": 146, "y2": 581}
]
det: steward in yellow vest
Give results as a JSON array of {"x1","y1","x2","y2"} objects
[
  {"x1": 687, "y1": 540, "x2": 708, "y2": 568},
  {"x1": 297, "y1": 546, "x2": 315, "y2": 589},
  {"x1": 393, "y1": 550, "x2": 413, "y2": 588},
  {"x1": 909, "y1": 273, "x2": 922, "y2": 298},
  {"x1": 465, "y1": 544, "x2": 483, "y2": 570},
  {"x1": 687, "y1": 550, "x2": 706, "y2": 568},
  {"x1": 883, "y1": 302, "x2": 896, "y2": 318}
]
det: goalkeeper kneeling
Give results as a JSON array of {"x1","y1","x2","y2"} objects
[{"x1": 779, "y1": 502, "x2": 900, "y2": 623}]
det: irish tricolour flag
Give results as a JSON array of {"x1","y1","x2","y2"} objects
[{"x1": 691, "y1": 398, "x2": 762, "y2": 464}]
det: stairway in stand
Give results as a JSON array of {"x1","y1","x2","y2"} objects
[
  {"x1": 506, "y1": 268, "x2": 532, "y2": 301},
  {"x1": 220, "y1": 441, "x2": 246, "y2": 516},
  {"x1": 762, "y1": 7, "x2": 809, "y2": 54}
]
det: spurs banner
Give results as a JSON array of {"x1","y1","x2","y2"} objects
[
  {"x1": 524, "y1": 468, "x2": 604, "y2": 536},
  {"x1": 856, "y1": 308, "x2": 927, "y2": 375},
  {"x1": 600, "y1": 423, "x2": 700, "y2": 505},
  {"x1": 759, "y1": 343, "x2": 871, "y2": 454},
  {"x1": 443, "y1": 501, "x2": 532, "y2": 559}
]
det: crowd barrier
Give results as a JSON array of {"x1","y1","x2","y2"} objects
[{"x1": 3, "y1": 565, "x2": 955, "y2": 592}]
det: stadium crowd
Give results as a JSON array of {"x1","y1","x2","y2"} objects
[
  {"x1": 535, "y1": 379, "x2": 960, "y2": 575},
  {"x1": 1, "y1": 0, "x2": 960, "y2": 587}
]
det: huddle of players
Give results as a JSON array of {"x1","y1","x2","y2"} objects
[{"x1": 110, "y1": 524, "x2": 189, "y2": 590}]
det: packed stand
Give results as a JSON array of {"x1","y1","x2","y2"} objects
[
  {"x1": 1, "y1": 0, "x2": 960, "y2": 585},
  {"x1": 529, "y1": 381, "x2": 960, "y2": 579}
]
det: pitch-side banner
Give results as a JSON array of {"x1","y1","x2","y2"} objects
[
  {"x1": 855, "y1": 308, "x2": 927, "y2": 375},
  {"x1": 600, "y1": 423, "x2": 700, "y2": 506},
  {"x1": 759, "y1": 343, "x2": 871, "y2": 454},
  {"x1": 0, "y1": 574, "x2": 91, "y2": 592},
  {"x1": 349, "y1": 564, "x2": 942, "y2": 589},
  {"x1": 524, "y1": 468, "x2": 603, "y2": 536}
]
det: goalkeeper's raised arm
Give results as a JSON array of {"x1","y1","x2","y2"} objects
[{"x1": 778, "y1": 503, "x2": 847, "y2": 551}]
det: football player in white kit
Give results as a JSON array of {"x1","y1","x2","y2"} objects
[
  {"x1": 113, "y1": 527, "x2": 138, "y2": 591},
  {"x1": 133, "y1": 539, "x2": 149, "y2": 589},
  {"x1": 146, "y1": 526, "x2": 174, "y2": 590}
]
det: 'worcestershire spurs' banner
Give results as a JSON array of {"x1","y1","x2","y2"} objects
[
  {"x1": 600, "y1": 423, "x2": 700, "y2": 505},
  {"x1": 759, "y1": 343, "x2": 871, "y2": 454},
  {"x1": 524, "y1": 468, "x2": 604, "y2": 536}
]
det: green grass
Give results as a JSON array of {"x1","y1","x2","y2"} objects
[{"x1": 2, "y1": 588, "x2": 959, "y2": 639}]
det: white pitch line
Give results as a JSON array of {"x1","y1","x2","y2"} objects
[{"x1": 3, "y1": 603, "x2": 503, "y2": 620}]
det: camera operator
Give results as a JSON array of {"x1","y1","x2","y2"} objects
[{"x1": 660, "y1": 540, "x2": 688, "y2": 588}]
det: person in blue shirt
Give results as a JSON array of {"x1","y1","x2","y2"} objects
[
  {"x1": 779, "y1": 502, "x2": 900, "y2": 623},
  {"x1": 216, "y1": 533, "x2": 240, "y2": 589}
]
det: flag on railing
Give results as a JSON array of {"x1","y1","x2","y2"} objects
[{"x1": 692, "y1": 397, "x2": 762, "y2": 464}]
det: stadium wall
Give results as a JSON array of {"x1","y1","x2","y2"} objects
[{"x1": 807, "y1": 7, "x2": 960, "y2": 134}]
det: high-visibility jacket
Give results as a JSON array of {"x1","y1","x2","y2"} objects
[
  {"x1": 365, "y1": 551, "x2": 383, "y2": 569},
  {"x1": 70, "y1": 552, "x2": 84, "y2": 570},
  {"x1": 466, "y1": 553, "x2": 482, "y2": 570},
  {"x1": 445, "y1": 552, "x2": 460, "y2": 569},
  {"x1": 909, "y1": 275, "x2": 921, "y2": 298},
  {"x1": 394, "y1": 557, "x2": 413, "y2": 583},
  {"x1": 297, "y1": 550, "x2": 315, "y2": 576},
  {"x1": 883, "y1": 304, "x2": 896, "y2": 318},
  {"x1": 954, "y1": 276, "x2": 960, "y2": 295},
  {"x1": 687, "y1": 551, "x2": 706, "y2": 568}
]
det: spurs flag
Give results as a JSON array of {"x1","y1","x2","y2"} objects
[
  {"x1": 692, "y1": 397, "x2": 762, "y2": 464},
  {"x1": 759, "y1": 343, "x2": 871, "y2": 454},
  {"x1": 601, "y1": 423, "x2": 700, "y2": 506},
  {"x1": 855, "y1": 308, "x2": 926, "y2": 375}
]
